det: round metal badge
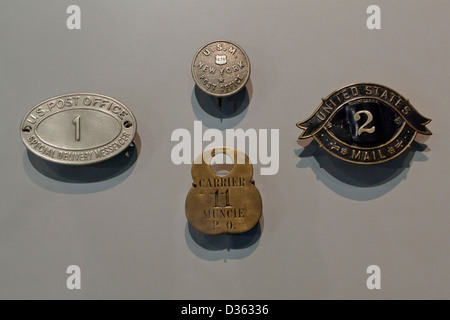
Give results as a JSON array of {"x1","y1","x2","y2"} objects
[
  {"x1": 192, "y1": 40, "x2": 250, "y2": 98},
  {"x1": 20, "y1": 93, "x2": 137, "y2": 165},
  {"x1": 296, "y1": 83, "x2": 432, "y2": 164}
]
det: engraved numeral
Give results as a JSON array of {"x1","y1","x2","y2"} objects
[
  {"x1": 354, "y1": 110, "x2": 375, "y2": 136},
  {"x1": 214, "y1": 189, "x2": 219, "y2": 207},
  {"x1": 224, "y1": 189, "x2": 230, "y2": 207},
  {"x1": 213, "y1": 189, "x2": 231, "y2": 207},
  {"x1": 72, "y1": 116, "x2": 81, "y2": 141}
]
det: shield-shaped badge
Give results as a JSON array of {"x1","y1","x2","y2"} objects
[{"x1": 215, "y1": 55, "x2": 227, "y2": 65}]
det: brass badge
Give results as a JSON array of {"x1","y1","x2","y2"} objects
[
  {"x1": 296, "y1": 83, "x2": 432, "y2": 164},
  {"x1": 185, "y1": 147, "x2": 262, "y2": 235}
]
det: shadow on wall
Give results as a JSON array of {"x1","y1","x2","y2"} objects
[
  {"x1": 294, "y1": 137, "x2": 430, "y2": 200},
  {"x1": 185, "y1": 219, "x2": 262, "y2": 262},
  {"x1": 191, "y1": 79, "x2": 252, "y2": 130},
  {"x1": 23, "y1": 133, "x2": 141, "y2": 194}
]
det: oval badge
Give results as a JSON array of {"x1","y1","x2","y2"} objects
[
  {"x1": 296, "y1": 83, "x2": 432, "y2": 164},
  {"x1": 20, "y1": 93, "x2": 137, "y2": 165}
]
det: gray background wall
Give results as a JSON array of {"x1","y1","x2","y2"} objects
[{"x1": 0, "y1": 0, "x2": 448, "y2": 299}]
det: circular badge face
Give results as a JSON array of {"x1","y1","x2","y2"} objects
[
  {"x1": 20, "y1": 93, "x2": 137, "y2": 165},
  {"x1": 297, "y1": 83, "x2": 432, "y2": 164},
  {"x1": 192, "y1": 40, "x2": 250, "y2": 97}
]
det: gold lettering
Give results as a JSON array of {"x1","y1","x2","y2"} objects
[
  {"x1": 322, "y1": 103, "x2": 334, "y2": 114},
  {"x1": 329, "y1": 99, "x2": 337, "y2": 107},
  {"x1": 317, "y1": 111, "x2": 326, "y2": 121},
  {"x1": 402, "y1": 106, "x2": 411, "y2": 115},
  {"x1": 352, "y1": 150, "x2": 361, "y2": 160},
  {"x1": 363, "y1": 151, "x2": 370, "y2": 161},
  {"x1": 389, "y1": 92, "x2": 396, "y2": 102},
  {"x1": 373, "y1": 86, "x2": 380, "y2": 95},
  {"x1": 342, "y1": 89, "x2": 350, "y2": 99}
]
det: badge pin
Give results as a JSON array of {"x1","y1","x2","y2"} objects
[
  {"x1": 192, "y1": 40, "x2": 251, "y2": 111},
  {"x1": 185, "y1": 147, "x2": 262, "y2": 235},
  {"x1": 296, "y1": 83, "x2": 432, "y2": 164},
  {"x1": 20, "y1": 93, "x2": 137, "y2": 165}
]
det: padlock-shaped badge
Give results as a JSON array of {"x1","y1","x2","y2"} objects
[{"x1": 185, "y1": 147, "x2": 262, "y2": 235}]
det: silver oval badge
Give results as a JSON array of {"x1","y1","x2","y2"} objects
[{"x1": 20, "y1": 93, "x2": 137, "y2": 165}]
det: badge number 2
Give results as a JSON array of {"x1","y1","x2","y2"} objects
[{"x1": 354, "y1": 110, "x2": 375, "y2": 136}]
